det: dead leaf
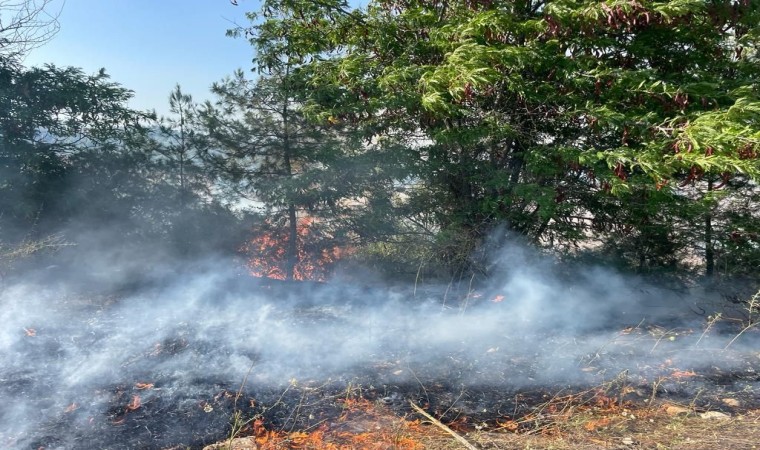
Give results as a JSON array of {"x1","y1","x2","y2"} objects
[
  {"x1": 584, "y1": 417, "x2": 611, "y2": 431},
  {"x1": 496, "y1": 419, "x2": 518, "y2": 431},
  {"x1": 64, "y1": 403, "x2": 78, "y2": 413},
  {"x1": 135, "y1": 383, "x2": 154, "y2": 390},
  {"x1": 24, "y1": 328, "x2": 36, "y2": 337}
]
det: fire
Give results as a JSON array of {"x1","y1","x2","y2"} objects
[
  {"x1": 126, "y1": 395, "x2": 141, "y2": 411},
  {"x1": 247, "y1": 398, "x2": 426, "y2": 449},
  {"x1": 670, "y1": 369, "x2": 697, "y2": 379},
  {"x1": 242, "y1": 217, "x2": 351, "y2": 281}
]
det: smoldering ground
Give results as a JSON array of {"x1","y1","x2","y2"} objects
[{"x1": 1, "y1": 246, "x2": 758, "y2": 449}]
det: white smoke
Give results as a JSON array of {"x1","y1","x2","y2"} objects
[{"x1": 0, "y1": 243, "x2": 757, "y2": 448}]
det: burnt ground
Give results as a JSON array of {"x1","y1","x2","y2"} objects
[{"x1": 1, "y1": 277, "x2": 759, "y2": 449}]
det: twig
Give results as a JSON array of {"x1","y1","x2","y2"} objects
[
  {"x1": 695, "y1": 312, "x2": 721, "y2": 347},
  {"x1": 724, "y1": 288, "x2": 759, "y2": 350},
  {"x1": 409, "y1": 401, "x2": 478, "y2": 450},
  {"x1": 724, "y1": 322, "x2": 758, "y2": 349},
  {"x1": 650, "y1": 327, "x2": 678, "y2": 353},
  {"x1": 460, "y1": 273, "x2": 476, "y2": 314},
  {"x1": 406, "y1": 364, "x2": 429, "y2": 405}
]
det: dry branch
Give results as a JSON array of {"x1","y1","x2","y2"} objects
[{"x1": 409, "y1": 401, "x2": 478, "y2": 450}]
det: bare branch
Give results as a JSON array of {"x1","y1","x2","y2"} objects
[{"x1": 0, "y1": 0, "x2": 63, "y2": 60}]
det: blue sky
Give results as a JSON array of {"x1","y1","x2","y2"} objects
[{"x1": 24, "y1": 0, "x2": 260, "y2": 116}]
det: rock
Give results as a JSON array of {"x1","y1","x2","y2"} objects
[
  {"x1": 699, "y1": 411, "x2": 730, "y2": 420},
  {"x1": 721, "y1": 398, "x2": 740, "y2": 407},
  {"x1": 663, "y1": 404, "x2": 691, "y2": 416},
  {"x1": 203, "y1": 436, "x2": 258, "y2": 450}
]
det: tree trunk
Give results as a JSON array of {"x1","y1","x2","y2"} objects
[
  {"x1": 286, "y1": 202, "x2": 298, "y2": 280},
  {"x1": 705, "y1": 179, "x2": 715, "y2": 278},
  {"x1": 281, "y1": 65, "x2": 298, "y2": 280}
]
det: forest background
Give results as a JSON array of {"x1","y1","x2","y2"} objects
[{"x1": 1, "y1": 0, "x2": 758, "y2": 291}]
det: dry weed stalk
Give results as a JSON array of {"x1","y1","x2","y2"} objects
[
  {"x1": 225, "y1": 363, "x2": 295, "y2": 450},
  {"x1": 695, "y1": 312, "x2": 722, "y2": 346},
  {"x1": 724, "y1": 288, "x2": 759, "y2": 349},
  {"x1": 0, "y1": 233, "x2": 70, "y2": 280},
  {"x1": 226, "y1": 363, "x2": 257, "y2": 449}
]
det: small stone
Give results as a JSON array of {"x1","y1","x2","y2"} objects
[
  {"x1": 699, "y1": 411, "x2": 730, "y2": 420},
  {"x1": 621, "y1": 437, "x2": 635, "y2": 445},
  {"x1": 722, "y1": 398, "x2": 740, "y2": 407},
  {"x1": 203, "y1": 437, "x2": 258, "y2": 450},
  {"x1": 664, "y1": 404, "x2": 690, "y2": 416}
]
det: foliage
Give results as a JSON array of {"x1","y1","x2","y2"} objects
[
  {"x1": 0, "y1": 60, "x2": 144, "y2": 240},
  {"x1": 2, "y1": 0, "x2": 758, "y2": 281},
  {"x1": 198, "y1": 64, "x2": 412, "y2": 278},
  {"x1": 0, "y1": 58, "x2": 251, "y2": 268},
  {"x1": 234, "y1": 0, "x2": 760, "y2": 277},
  {"x1": 198, "y1": 67, "x2": 338, "y2": 279}
]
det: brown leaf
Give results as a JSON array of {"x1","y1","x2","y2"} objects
[{"x1": 584, "y1": 417, "x2": 610, "y2": 431}]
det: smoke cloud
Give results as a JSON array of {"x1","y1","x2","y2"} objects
[{"x1": 1, "y1": 242, "x2": 758, "y2": 448}]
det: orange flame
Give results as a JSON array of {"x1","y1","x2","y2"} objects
[
  {"x1": 250, "y1": 400, "x2": 425, "y2": 450},
  {"x1": 126, "y1": 395, "x2": 141, "y2": 411},
  {"x1": 242, "y1": 216, "x2": 352, "y2": 281},
  {"x1": 670, "y1": 369, "x2": 697, "y2": 379}
]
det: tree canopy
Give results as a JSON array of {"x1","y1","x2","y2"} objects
[
  {"x1": 232, "y1": 0, "x2": 760, "y2": 278},
  {"x1": 2, "y1": 0, "x2": 759, "y2": 283}
]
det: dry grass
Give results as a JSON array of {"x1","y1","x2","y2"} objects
[
  {"x1": 420, "y1": 408, "x2": 760, "y2": 450},
  {"x1": 205, "y1": 400, "x2": 760, "y2": 450}
]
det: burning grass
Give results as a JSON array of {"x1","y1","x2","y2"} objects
[{"x1": 238, "y1": 398, "x2": 426, "y2": 450}]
